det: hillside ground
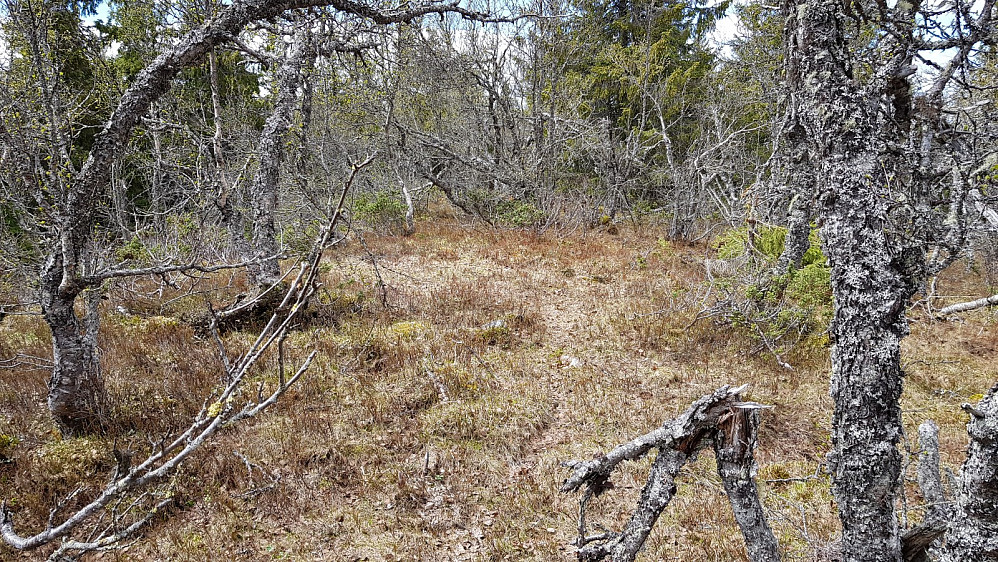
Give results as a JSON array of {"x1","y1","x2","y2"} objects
[{"x1": 1, "y1": 217, "x2": 995, "y2": 561}]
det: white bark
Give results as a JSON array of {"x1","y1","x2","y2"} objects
[
  {"x1": 902, "y1": 421, "x2": 948, "y2": 561},
  {"x1": 937, "y1": 294, "x2": 998, "y2": 316}
]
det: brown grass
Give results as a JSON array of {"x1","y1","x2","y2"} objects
[{"x1": 0, "y1": 218, "x2": 995, "y2": 561}]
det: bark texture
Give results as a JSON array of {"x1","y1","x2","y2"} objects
[
  {"x1": 937, "y1": 294, "x2": 998, "y2": 316},
  {"x1": 714, "y1": 407, "x2": 781, "y2": 562},
  {"x1": 902, "y1": 421, "x2": 948, "y2": 562},
  {"x1": 940, "y1": 386, "x2": 998, "y2": 561},
  {"x1": 588, "y1": 447, "x2": 687, "y2": 562},
  {"x1": 41, "y1": 254, "x2": 104, "y2": 436},
  {"x1": 774, "y1": 118, "x2": 815, "y2": 273},
  {"x1": 787, "y1": 0, "x2": 921, "y2": 559},
  {"x1": 247, "y1": 29, "x2": 310, "y2": 288}
]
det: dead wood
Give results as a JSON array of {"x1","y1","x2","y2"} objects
[
  {"x1": 937, "y1": 293, "x2": 998, "y2": 317},
  {"x1": 561, "y1": 385, "x2": 778, "y2": 562}
]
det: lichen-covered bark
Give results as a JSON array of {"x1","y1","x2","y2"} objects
[
  {"x1": 940, "y1": 386, "x2": 998, "y2": 561},
  {"x1": 776, "y1": 187, "x2": 813, "y2": 273},
  {"x1": 820, "y1": 154, "x2": 910, "y2": 562},
  {"x1": 563, "y1": 386, "x2": 779, "y2": 562},
  {"x1": 787, "y1": 0, "x2": 920, "y2": 559},
  {"x1": 247, "y1": 29, "x2": 310, "y2": 288},
  {"x1": 587, "y1": 448, "x2": 687, "y2": 562},
  {"x1": 40, "y1": 254, "x2": 104, "y2": 435},
  {"x1": 775, "y1": 118, "x2": 815, "y2": 273}
]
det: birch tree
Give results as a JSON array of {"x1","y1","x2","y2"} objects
[
  {"x1": 0, "y1": 0, "x2": 504, "y2": 435},
  {"x1": 785, "y1": 0, "x2": 998, "y2": 559}
]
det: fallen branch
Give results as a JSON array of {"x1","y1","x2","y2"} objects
[
  {"x1": 561, "y1": 385, "x2": 779, "y2": 562},
  {"x1": 937, "y1": 293, "x2": 998, "y2": 317},
  {"x1": 714, "y1": 403, "x2": 781, "y2": 561},
  {"x1": 0, "y1": 156, "x2": 373, "y2": 557}
]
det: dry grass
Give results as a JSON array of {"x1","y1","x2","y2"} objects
[{"x1": 0, "y1": 218, "x2": 995, "y2": 561}]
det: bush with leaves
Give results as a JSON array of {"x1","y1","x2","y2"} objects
[
  {"x1": 352, "y1": 191, "x2": 409, "y2": 233},
  {"x1": 704, "y1": 224, "x2": 831, "y2": 366}
]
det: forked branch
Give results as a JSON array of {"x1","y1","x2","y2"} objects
[{"x1": 561, "y1": 385, "x2": 778, "y2": 562}]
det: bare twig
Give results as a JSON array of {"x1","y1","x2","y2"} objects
[{"x1": 0, "y1": 156, "x2": 373, "y2": 555}]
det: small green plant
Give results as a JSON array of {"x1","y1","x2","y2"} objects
[
  {"x1": 493, "y1": 198, "x2": 545, "y2": 228},
  {"x1": 115, "y1": 236, "x2": 146, "y2": 262},
  {"x1": 0, "y1": 434, "x2": 18, "y2": 458},
  {"x1": 353, "y1": 191, "x2": 407, "y2": 231},
  {"x1": 281, "y1": 220, "x2": 321, "y2": 255},
  {"x1": 710, "y1": 224, "x2": 832, "y2": 363},
  {"x1": 713, "y1": 224, "x2": 787, "y2": 260},
  {"x1": 166, "y1": 213, "x2": 198, "y2": 237}
]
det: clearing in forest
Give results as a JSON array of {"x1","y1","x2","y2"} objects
[{"x1": 1, "y1": 219, "x2": 995, "y2": 561}]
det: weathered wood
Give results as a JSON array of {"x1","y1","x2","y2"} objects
[
  {"x1": 714, "y1": 406, "x2": 781, "y2": 562},
  {"x1": 576, "y1": 447, "x2": 688, "y2": 562},
  {"x1": 939, "y1": 385, "x2": 998, "y2": 561},
  {"x1": 901, "y1": 421, "x2": 948, "y2": 562},
  {"x1": 937, "y1": 293, "x2": 998, "y2": 317},
  {"x1": 561, "y1": 386, "x2": 748, "y2": 495},
  {"x1": 562, "y1": 386, "x2": 779, "y2": 562},
  {"x1": 41, "y1": 253, "x2": 104, "y2": 436}
]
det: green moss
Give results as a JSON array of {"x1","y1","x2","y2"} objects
[
  {"x1": 389, "y1": 320, "x2": 430, "y2": 341},
  {"x1": 35, "y1": 437, "x2": 110, "y2": 482}
]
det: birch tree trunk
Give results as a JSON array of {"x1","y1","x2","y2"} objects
[
  {"x1": 247, "y1": 29, "x2": 310, "y2": 288},
  {"x1": 787, "y1": 1, "x2": 920, "y2": 559},
  {"x1": 41, "y1": 254, "x2": 104, "y2": 436},
  {"x1": 41, "y1": 0, "x2": 319, "y2": 434}
]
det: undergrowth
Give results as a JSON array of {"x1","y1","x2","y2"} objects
[
  {"x1": 707, "y1": 224, "x2": 832, "y2": 367},
  {"x1": 0, "y1": 218, "x2": 993, "y2": 561}
]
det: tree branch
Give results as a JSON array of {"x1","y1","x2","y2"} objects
[{"x1": 562, "y1": 385, "x2": 778, "y2": 562}]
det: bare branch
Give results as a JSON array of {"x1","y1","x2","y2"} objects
[
  {"x1": 562, "y1": 385, "x2": 778, "y2": 562},
  {"x1": 937, "y1": 294, "x2": 998, "y2": 316}
]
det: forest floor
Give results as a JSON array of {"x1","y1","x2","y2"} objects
[{"x1": 1, "y1": 217, "x2": 996, "y2": 561}]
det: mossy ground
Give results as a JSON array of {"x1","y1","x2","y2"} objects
[{"x1": 0, "y1": 217, "x2": 994, "y2": 561}]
